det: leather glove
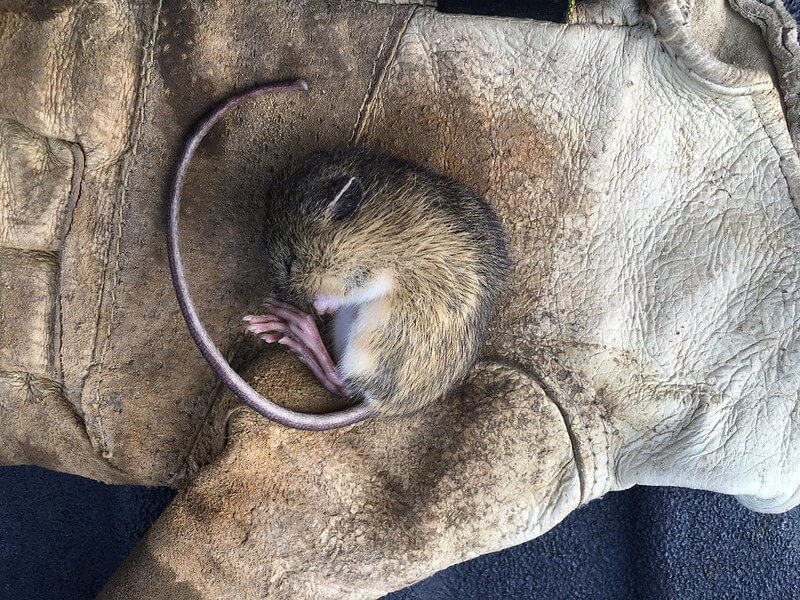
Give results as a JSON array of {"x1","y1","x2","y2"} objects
[{"x1": 0, "y1": 0, "x2": 797, "y2": 598}]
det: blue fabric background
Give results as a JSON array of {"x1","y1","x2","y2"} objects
[
  {"x1": 1, "y1": 466, "x2": 799, "y2": 599},
  {"x1": 2, "y1": 1, "x2": 799, "y2": 598}
]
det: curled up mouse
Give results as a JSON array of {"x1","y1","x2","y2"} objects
[{"x1": 243, "y1": 146, "x2": 509, "y2": 417}]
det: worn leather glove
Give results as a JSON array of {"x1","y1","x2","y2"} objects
[{"x1": 1, "y1": 0, "x2": 798, "y2": 598}]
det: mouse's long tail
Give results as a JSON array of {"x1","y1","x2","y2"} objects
[{"x1": 167, "y1": 79, "x2": 374, "y2": 430}]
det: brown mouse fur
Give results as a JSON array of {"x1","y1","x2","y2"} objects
[{"x1": 259, "y1": 146, "x2": 509, "y2": 417}]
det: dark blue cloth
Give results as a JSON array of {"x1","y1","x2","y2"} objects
[
  {"x1": 0, "y1": 466, "x2": 173, "y2": 600},
  {"x1": 390, "y1": 487, "x2": 800, "y2": 600},
  {"x1": 1, "y1": 466, "x2": 799, "y2": 599},
  {"x1": 788, "y1": 0, "x2": 799, "y2": 20}
]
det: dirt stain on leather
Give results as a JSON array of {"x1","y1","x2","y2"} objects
[
  {"x1": 356, "y1": 42, "x2": 591, "y2": 335},
  {"x1": 157, "y1": 2, "x2": 225, "y2": 155},
  {"x1": 100, "y1": 549, "x2": 205, "y2": 600},
  {"x1": 4, "y1": 0, "x2": 72, "y2": 21}
]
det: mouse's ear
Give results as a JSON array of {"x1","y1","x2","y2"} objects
[{"x1": 326, "y1": 176, "x2": 364, "y2": 221}]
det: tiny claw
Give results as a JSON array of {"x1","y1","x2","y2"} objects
[
  {"x1": 260, "y1": 332, "x2": 283, "y2": 343},
  {"x1": 242, "y1": 315, "x2": 254, "y2": 322}
]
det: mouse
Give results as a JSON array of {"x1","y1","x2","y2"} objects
[{"x1": 243, "y1": 146, "x2": 509, "y2": 417}]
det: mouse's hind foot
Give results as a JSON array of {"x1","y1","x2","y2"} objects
[{"x1": 243, "y1": 299, "x2": 348, "y2": 397}]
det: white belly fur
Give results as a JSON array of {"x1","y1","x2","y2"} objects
[{"x1": 332, "y1": 285, "x2": 393, "y2": 379}]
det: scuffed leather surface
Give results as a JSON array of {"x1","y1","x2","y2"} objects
[
  {"x1": 353, "y1": 1, "x2": 800, "y2": 511},
  {"x1": 0, "y1": 0, "x2": 159, "y2": 483},
  {"x1": 102, "y1": 353, "x2": 579, "y2": 598},
  {"x1": 0, "y1": 0, "x2": 413, "y2": 484},
  {"x1": 1, "y1": 0, "x2": 799, "y2": 597},
  {"x1": 0, "y1": 106, "x2": 130, "y2": 481}
]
